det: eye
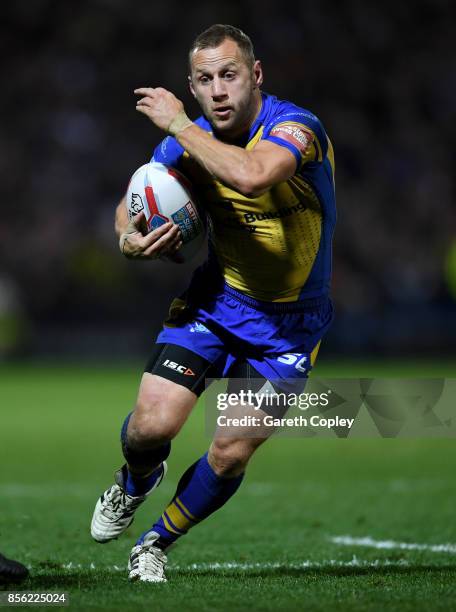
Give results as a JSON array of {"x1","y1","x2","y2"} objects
[
  {"x1": 199, "y1": 75, "x2": 210, "y2": 84},
  {"x1": 224, "y1": 72, "x2": 236, "y2": 80}
]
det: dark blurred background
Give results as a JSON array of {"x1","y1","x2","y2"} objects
[{"x1": 1, "y1": 0, "x2": 455, "y2": 361}]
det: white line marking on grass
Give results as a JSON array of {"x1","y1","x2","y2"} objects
[
  {"x1": 331, "y1": 535, "x2": 456, "y2": 554},
  {"x1": 61, "y1": 563, "x2": 124, "y2": 571},
  {"x1": 59, "y1": 558, "x2": 409, "y2": 573},
  {"x1": 172, "y1": 558, "x2": 410, "y2": 571}
]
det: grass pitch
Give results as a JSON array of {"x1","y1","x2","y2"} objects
[{"x1": 1, "y1": 361, "x2": 456, "y2": 611}]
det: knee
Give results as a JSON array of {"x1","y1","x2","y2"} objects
[
  {"x1": 128, "y1": 396, "x2": 180, "y2": 449},
  {"x1": 208, "y1": 439, "x2": 252, "y2": 478}
]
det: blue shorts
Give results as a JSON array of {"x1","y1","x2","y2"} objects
[{"x1": 156, "y1": 280, "x2": 333, "y2": 388}]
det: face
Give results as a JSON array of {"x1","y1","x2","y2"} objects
[{"x1": 189, "y1": 38, "x2": 263, "y2": 139}]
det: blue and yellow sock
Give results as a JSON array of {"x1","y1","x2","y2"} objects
[
  {"x1": 124, "y1": 463, "x2": 165, "y2": 497},
  {"x1": 137, "y1": 452, "x2": 244, "y2": 548}
]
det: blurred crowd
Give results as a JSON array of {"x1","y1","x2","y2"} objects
[{"x1": 1, "y1": 0, "x2": 455, "y2": 358}]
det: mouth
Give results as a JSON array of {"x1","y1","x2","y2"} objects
[{"x1": 213, "y1": 106, "x2": 233, "y2": 119}]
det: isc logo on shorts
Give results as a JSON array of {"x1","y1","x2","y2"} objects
[{"x1": 162, "y1": 359, "x2": 195, "y2": 376}]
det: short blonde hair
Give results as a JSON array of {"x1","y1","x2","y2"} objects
[{"x1": 188, "y1": 24, "x2": 255, "y2": 72}]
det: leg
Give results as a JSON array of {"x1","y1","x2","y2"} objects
[
  {"x1": 127, "y1": 291, "x2": 332, "y2": 581},
  {"x1": 120, "y1": 372, "x2": 197, "y2": 488},
  {"x1": 138, "y1": 360, "x2": 278, "y2": 552},
  {"x1": 208, "y1": 434, "x2": 267, "y2": 477},
  {"x1": 140, "y1": 417, "x2": 272, "y2": 551},
  {"x1": 121, "y1": 341, "x2": 217, "y2": 492},
  {"x1": 128, "y1": 426, "x2": 270, "y2": 583},
  {"x1": 130, "y1": 372, "x2": 195, "y2": 453},
  {"x1": 91, "y1": 343, "x2": 214, "y2": 544},
  {"x1": 91, "y1": 374, "x2": 197, "y2": 544}
]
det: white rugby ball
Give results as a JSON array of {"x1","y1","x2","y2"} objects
[{"x1": 126, "y1": 162, "x2": 206, "y2": 262}]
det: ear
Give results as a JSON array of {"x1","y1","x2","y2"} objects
[
  {"x1": 252, "y1": 60, "x2": 263, "y2": 89},
  {"x1": 188, "y1": 75, "x2": 196, "y2": 99}
]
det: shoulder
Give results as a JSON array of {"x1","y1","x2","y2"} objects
[
  {"x1": 263, "y1": 93, "x2": 326, "y2": 142},
  {"x1": 260, "y1": 93, "x2": 328, "y2": 163}
]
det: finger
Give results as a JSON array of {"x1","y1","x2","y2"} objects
[
  {"x1": 142, "y1": 226, "x2": 180, "y2": 257},
  {"x1": 171, "y1": 240, "x2": 183, "y2": 252},
  {"x1": 136, "y1": 97, "x2": 153, "y2": 107},
  {"x1": 140, "y1": 222, "x2": 176, "y2": 247},
  {"x1": 159, "y1": 227, "x2": 181, "y2": 251},
  {"x1": 163, "y1": 223, "x2": 182, "y2": 240},
  {"x1": 161, "y1": 235, "x2": 183, "y2": 258},
  {"x1": 131, "y1": 211, "x2": 145, "y2": 229},
  {"x1": 136, "y1": 105, "x2": 153, "y2": 117},
  {"x1": 163, "y1": 234, "x2": 182, "y2": 254},
  {"x1": 134, "y1": 87, "x2": 155, "y2": 96},
  {"x1": 144, "y1": 222, "x2": 174, "y2": 241},
  {"x1": 142, "y1": 231, "x2": 177, "y2": 258},
  {"x1": 170, "y1": 232, "x2": 182, "y2": 246}
]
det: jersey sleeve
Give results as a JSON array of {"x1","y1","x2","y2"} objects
[
  {"x1": 151, "y1": 135, "x2": 185, "y2": 167},
  {"x1": 263, "y1": 107, "x2": 328, "y2": 168},
  {"x1": 151, "y1": 116, "x2": 210, "y2": 168}
]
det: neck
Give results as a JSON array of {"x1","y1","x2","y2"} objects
[{"x1": 248, "y1": 88, "x2": 263, "y2": 127}]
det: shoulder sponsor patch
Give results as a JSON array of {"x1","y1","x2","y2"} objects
[{"x1": 270, "y1": 123, "x2": 314, "y2": 156}]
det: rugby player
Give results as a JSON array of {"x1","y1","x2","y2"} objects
[{"x1": 91, "y1": 24, "x2": 336, "y2": 583}]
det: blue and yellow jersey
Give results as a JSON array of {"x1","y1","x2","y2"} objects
[{"x1": 152, "y1": 92, "x2": 336, "y2": 303}]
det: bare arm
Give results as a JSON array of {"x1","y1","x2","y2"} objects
[
  {"x1": 175, "y1": 128, "x2": 296, "y2": 197},
  {"x1": 134, "y1": 87, "x2": 297, "y2": 198},
  {"x1": 115, "y1": 196, "x2": 129, "y2": 238}
]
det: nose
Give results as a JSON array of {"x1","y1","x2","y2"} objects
[{"x1": 211, "y1": 77, "x2": 227, "y2": 100}]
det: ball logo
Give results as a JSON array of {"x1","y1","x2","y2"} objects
[
  {"x1": 129, "y1": 193, "x2": 144, "y2": 218},
  {"x1": 171, "y1": 202, "x2": 202, "y2": 242}
]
